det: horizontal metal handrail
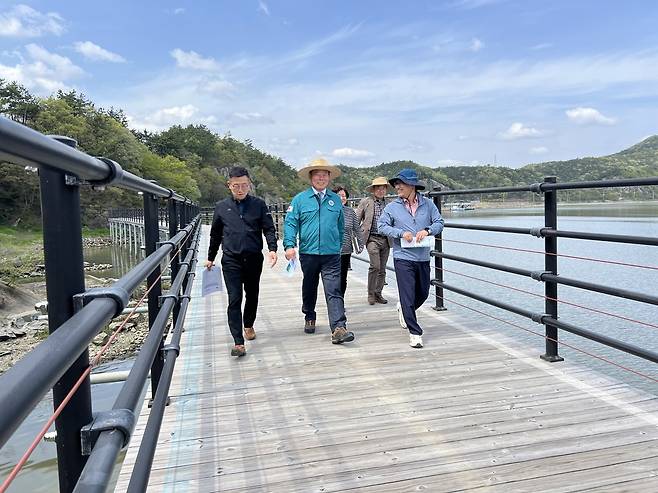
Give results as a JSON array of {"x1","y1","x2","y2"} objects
[
  {"x1": 0, "y1": 116, "x2": 184, "y2": 200},
  {"x1": 432, "y1": 281, "x2": 658, "y2": 364},
  {"x1": 429, "y1": 176, "x2": 658, "y2": 197},
  {"x1": 0, "y1": 220, "x2": 197, "y2": 448},
  {"x1": 125, "y1": 254, "x2": 198, "y2": 491},
  {"x1": 74, "y1": 223, "x2": 200, "y2": 492},
  {"x1": 443, "y1": 223, "x2": 658, "y2": 246}
]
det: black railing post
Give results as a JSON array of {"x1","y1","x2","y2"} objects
[
  {"x1": 144, "y1": 192, "x2": 164, "y2": 398},
  {"x1": 541, "y1": 176, "x2": 564, "y2": 362},
  {"x1": 168, "y1": 198, "x2": 181, "y2": 321},
  {"x1": 41, "y1": 136, "x2": 92, "y2": 493},
  {"x1": 432, "y1": 188, "x2": 446, "y2": 311}
]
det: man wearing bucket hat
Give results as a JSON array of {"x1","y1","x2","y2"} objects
[
  {"x1": 377, "y1": 168, "x2": 444, "y2": 349},
  {"x1": 283, "y1": 158, "x2": 355, "y2": 345},
  {"x1": 356, "y1": 177, "x2": 393, "y2": 305}
]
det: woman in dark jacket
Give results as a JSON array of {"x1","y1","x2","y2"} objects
[{"x1": 333, "y1": 186, "x2": 364, "y2": 296}]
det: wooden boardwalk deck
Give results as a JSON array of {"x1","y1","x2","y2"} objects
[{"x1": 116, "y1": 226, "x2": 658, "y2": 492}]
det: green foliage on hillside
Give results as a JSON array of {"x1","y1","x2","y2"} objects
[{"x1": 1, "y1": 78, "x2": 657, "y2": 229}]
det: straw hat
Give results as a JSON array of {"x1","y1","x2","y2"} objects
[
  {"x1": 366, "y1": 176, "x2": 391, "y2": 192},
  {"x1": 297, "y1": 158, "x2": 342, "y2": 182}
]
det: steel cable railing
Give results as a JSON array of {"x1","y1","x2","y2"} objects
[
  {"x1": 437, "y1": 267, "x2": 658, "y2": 331},
  {"x1": 428, "y1": 174, "x2": 658, "y2": 368},
  {"x1": 436, "y1": 294, "x2": 658, "y2": 384}
]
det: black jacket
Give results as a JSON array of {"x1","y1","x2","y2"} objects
[{"x1": 207, "y1": 195, "x2": 277, "y2": 260}]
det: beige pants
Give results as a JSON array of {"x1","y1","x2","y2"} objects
[{"x1": 366, "y1": 235, "x2": 390, "y2": 297}]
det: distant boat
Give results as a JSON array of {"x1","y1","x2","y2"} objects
[{"x1": 449, "y1": 201, "x2": 476, "y2": 211}]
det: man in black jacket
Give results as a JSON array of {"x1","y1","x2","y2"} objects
[{"x1": 205, "y1": 166, "x2": 278, "y2": 357}]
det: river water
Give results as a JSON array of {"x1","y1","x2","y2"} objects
[
  {"x1": 352, "y1": 200, "x2": 658, "y2": 394},
  {"x1": 2, "y1": 201, "x2": 657, "y2": 490}
]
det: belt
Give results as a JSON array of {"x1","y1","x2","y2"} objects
[{"x1": 369, "y1": 233, "x2": 387, "y2": 238}]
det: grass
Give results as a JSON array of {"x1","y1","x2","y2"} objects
[{"x1": 0, "y1": 226, "x2": 111, "y2": 285}]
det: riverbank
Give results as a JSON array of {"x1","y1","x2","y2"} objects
[
  {"x1": 0, "y1": 274, "x2": 150, "y2": 374},
  {"x1": 0, "y1": 229, "x2": 148, "y2": 374}
]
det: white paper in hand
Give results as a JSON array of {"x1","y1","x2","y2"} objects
[
  {"x1": 202, "y1": 265, "x2": 223, "y2": 296},
  {"x1": 285, "y1": 257, "x2": 298, "y2": 277},
  {"x1": 401, "y1": 236, "x2": 434, "y2": 248}
]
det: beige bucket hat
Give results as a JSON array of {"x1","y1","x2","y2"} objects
[
  {"x1": 297, "y1": 158, "x2": 342, "y2": 182},
  {"x1": 366, "y1": 176, "x2": 392, "y2": 192}
]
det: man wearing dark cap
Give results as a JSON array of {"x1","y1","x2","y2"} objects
[
  {"x1": 206, "y1": 166, "x2": 278, "y2": 357},
  {"x1": 377, "y1": 169, "x2": 444, "y2": 349}
]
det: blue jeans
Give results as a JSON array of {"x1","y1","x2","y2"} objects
[
  {"x1": 394, "y1": 259, "x2": 430, "y2": 335},
  {"x1": 299, "y1": 254, "x2": 347, "y2": 331}
]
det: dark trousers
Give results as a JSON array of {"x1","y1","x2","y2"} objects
[
  {"x1": 393, "y1": 259, "x2": 430, "y2": 336},
  {"x1": 221, "y1": 252, "x2": 263, "y2": 345},
  {"x1": 299, "y1": 253, "x2": 346, "y2": 331},
  {"x1": 340, "y1": 254, "x2": 351, "y2": 296}
]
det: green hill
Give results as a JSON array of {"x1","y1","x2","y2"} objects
[{"x1": 2, "y1": 78, "x2": 657, "y2": 228}]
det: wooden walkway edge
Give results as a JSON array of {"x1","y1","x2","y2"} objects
[{"x1": 115, "y1": 226, "x2": 658, "y2": 492}]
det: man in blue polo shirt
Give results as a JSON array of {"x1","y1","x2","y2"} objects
[
  {"x1": 378, "y1": 169, "x2": 444, "y2": 349},
  {"x1": 284, "y1": 158, "x2": 355, "y2": 345}
]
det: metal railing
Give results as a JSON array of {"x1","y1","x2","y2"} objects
[
  {"x1": 428, "y1": 176, "x2": 658, "y2": 365},
  {"x1": 0, "y1": 116, "x2": 200, "y2": 493}
]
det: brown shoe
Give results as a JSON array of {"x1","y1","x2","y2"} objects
[
  {"x1": 304, "y1": 319, "x2": 316, "y2": 334},
  {"x1": 230, "y1": 345, "x2": 246, "y2": 357},
  {"x1": 375, "y1": 294, "x2": 388, "y2": 304},
  {"x1": 244, "y1": 327, "x2": 256, "y2": 340},
  {"x1": 368, "y1": 296, "x2": 376, "y2": 305},
  {"x1": 331, "y1": 327, "x2": 355, "y2": 344}
]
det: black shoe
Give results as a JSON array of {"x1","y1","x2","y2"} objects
[
  {"x1": 304, "y1": 320, "x2": 316, "y2": 334},
  {"x1": 332, "y1": 327, "x2": 355, "y2": 344},
  {"x1": 375, "y1": 294, "x2": 388, "y2": 304}
]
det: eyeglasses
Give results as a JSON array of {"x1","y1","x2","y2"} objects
[{"x1": 229, "y1": 183, "x2": 250, "y2": 190}]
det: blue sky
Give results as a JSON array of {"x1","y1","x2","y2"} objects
[{"x1": 2, "y1": 1, "x2": 658, "y2": 169}]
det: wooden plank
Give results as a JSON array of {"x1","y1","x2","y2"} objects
[{"x1": 115, "y1": 226, "x2": 658, "y2": 493}]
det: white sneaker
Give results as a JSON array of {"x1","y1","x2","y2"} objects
[
  {"x1": 409, "y1": 334, "x2": 423, "y2": 349},
  {"x1": 397, "y1": 302, "x2": 407, "y2": 329}
]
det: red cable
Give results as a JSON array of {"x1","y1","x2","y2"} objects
[
  {"x1": 0, "y1": 230, "x2": 193, "y2": 492},
  {"x1": 438, "y1": 267, "x2": 658, "y2": 331},
  {"x1": 438, "y1": 294, "x2": 658, "y2": 383},
  {"x1": 441, "y1": 238, "x2": 658, "y2": 271}
]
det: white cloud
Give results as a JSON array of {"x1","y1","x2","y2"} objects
[
  {"x1": 198, "y1": 77, "x2": 234, "y2": 94},
  {"x1": 530, "y1": 43, "x2": 552, "y2": 51},
  {"x1": 0, "y1": 44, "x2": 84, "y2": 94},
  {"x1": 170, "y1": 48, "x2": 219, "y2": 71},
  {"x1": 331, "y1": 147, "x2": 375, "y2": 159},
  {"x1": 258, "y1": 1, "x2": 270, "y2": 16},
  {"x1": 530, "y1": 146, "x2": 548, "y2": 154},
  {"x1": 449, "y1": 0, "x2": 509, "y2": 9},
  {"x1": 127, "y1": 104, "x2": 218, "y2": 131},
  {"x1": 499, "y1": 122, "x2": 542, "y2": 140},
  {"x1": 565, "y1": 107, "x2": 616, "y2": 125},
  {"x1": 74, "y1": 41, "x2": 125, "y2": 63},
  {"x1": 174, "y1": 8, "x2": 185, "y2": 15},
  {"x1": 228, "y1": 112, "x2": 274, "y2": 125},
  {"x1": 0, "y1": 4, "x2": 65, "y2": 38},
  {"x1": 470, "y1": 37, "x2": 484, "y2": 52}
]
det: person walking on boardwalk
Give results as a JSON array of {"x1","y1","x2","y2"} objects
[
  {"x1": 206, "y1": 166, "x2": 278, "y2": 357},
  {"x1": 377, "y1": 169, "x2": 444, "y2": 349},
  {"x1": 356, "y1": 177, "x2": 393, "y2": 305},
  {"x1": 283, "y1": 158, "x2": 355, "y2": 345},
  {"x1": 332, "y1": 186, "x2": 364, "y2": 297}
]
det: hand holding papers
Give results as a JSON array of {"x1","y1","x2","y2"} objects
[
  {"x1": 202, "y1": 265, "x2": 223, "y2": 296},
  {"x1": 401, "y1": 235, "x2": 434, "y2": 248},
  {"x1": 285, "y1": 257, "x2": 298, "y2": 277}
]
